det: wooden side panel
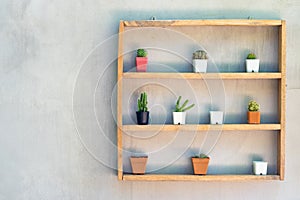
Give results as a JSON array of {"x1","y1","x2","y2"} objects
[
  {"x1": 117, "y1": 21, "x2": 124, "y2": 180},
  {"x1": 278, "y1": 20, "x2": 286, "y2": 180}
]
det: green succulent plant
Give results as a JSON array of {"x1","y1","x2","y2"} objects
[
  {"x1": 137, "y1": 49, "x2": 147, "y2": 57},
  {"x1": 193, "y1": 153, "x2": 209, "y2": 158},
  {"x1": 174, "y1": 96, "x2": 195, "y2": 112},
  {"x1": 193, "y1": 50, "x2": 208, "y2": 59},
  {"x1": 137, "y1": 92, "x2": 148, "y2": 112},
  {"x1": 247, "y1": 53, "x2": 257, "y2": 59},
  {"x1": 248, "y1": 100, "x2": 260, "y2": 111}
]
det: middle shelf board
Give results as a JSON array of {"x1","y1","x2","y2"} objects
[
  {"x1": 122, "y1": 72, "x2": 282, "y2": 80},
  {"x1": 122, "y1": 124, "x2": 281, "y2": 132}
]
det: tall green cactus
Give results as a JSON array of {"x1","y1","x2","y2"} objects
[
  {"x1": 174, "y1": 96, "x2": 195, "y2": 112},
  {"x1": 137, "y1": 92, "x2": 148, "y2": 112}
]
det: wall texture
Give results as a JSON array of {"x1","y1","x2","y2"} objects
[{"x1": 0, "y1": 0, "x2": 300, "y2": 199}]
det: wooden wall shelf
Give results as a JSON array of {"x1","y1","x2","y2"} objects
[{"x1": 117, "y1": 19, "x2": 286, "y2": 181}]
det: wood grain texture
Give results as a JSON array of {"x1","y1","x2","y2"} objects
[
  {"x1": 122, "y1": 124, "x2": 281, "y2": 132},
  {"x1": 278, "y1": 20, "x2": 286, "y2": 180},
  {"x1": 117, "y1": 21, "x2": 124, "y2": 180},
  {"x1": 123, "y1": 174, "x2": 280, "y2": 181},
  {"x1": 123, "y1": 20, "x2": 283, "y2": 27},
  {"x1": 123, "y1": 72, "x2": 282, "y2": 80}
]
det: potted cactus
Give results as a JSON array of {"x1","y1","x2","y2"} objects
[
  {"x1": 192, "y1": 50, "x2": 208, "y2": 73},
  {"x1": 173, "y1": 96, "x2": 195, "y2": 125},
  {"x1": 248, "y1": 100, "x2": 260, "y2": 124},
  {"x1": 130, "y1": 156, "x2": 148, "y2": 175},
  {"x1": 246, "y1": 52, "x2": 260, "y2": 72},
  {"x1": 136, "y1": 49, "x2": 148, "y2": 72},
  {"x1": 136, "y1": 92, "x2": 149, "y2": 125},
  {"x1": 210, "y1": 111, "x2": 224, "y2": 125},
  {"x1": 191, "y1": 153, "x2": 210, "y2": 175}
]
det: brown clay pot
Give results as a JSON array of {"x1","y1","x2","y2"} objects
[
  {"x1": 248, "y1": 111, "x2": 260, "y2": 124},
  {"x1": 192, "y1": 157, "x2": 210, "y2": 175},
  {"x1": 130, "y1": 156, "x2": 148, "y2": 175},
  {"x1": 136, "y1": 57, "x2": 148, "y2": 72}
]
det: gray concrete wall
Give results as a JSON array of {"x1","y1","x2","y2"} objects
[{"x1": 1, "y1": 0, "x2": 300, "y2": 199}]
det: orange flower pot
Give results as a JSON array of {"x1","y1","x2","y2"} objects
[
  {"x1": 192, "y1": 157, "x2": 210, "y2": 175},
  {"x1": 248, "y1": 111, "x2": 260, "y2": 124},
  {"x1": 130, "y1": 156, "x2": 148, "y2": 175},
  {"x1": 136, "y1": 57, "x2": 148, "y2": 72}
]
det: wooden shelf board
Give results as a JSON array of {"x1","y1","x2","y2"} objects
[
  {"x1": 122, "y1": 174, "x2": 280, "y2": 181},
  {"x1": 122, "y1": 72, "x2": 282, "y2": 80},
  {"x1": 123, "y1": 19, "x2": 283, "y2": 27},
  {"x1": 122, "y1": 124, "x2": 281, "y2": 132}
]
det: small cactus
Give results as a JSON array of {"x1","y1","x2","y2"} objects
[
  {"x1": 174, "y1": 96, "x2": 195, "y2": 112},
  {"x1": 193, "y1": 153, "x2": 209, "y2": 158},
  {"x1": 247, "y1": 53, "x2": 257, "y2": 59},
  {"x1": 137, "y1": 49, "x2": 147, "y2": 57},
  {"x1": 137, "y1": 92, "x2": 148, "y2": 112},
  {"x1": 248, "y1": 100, "x2": 260, "y2": 111},
  {"x1": 193, "y1": 50, "x2": 208, "y2": 59}
]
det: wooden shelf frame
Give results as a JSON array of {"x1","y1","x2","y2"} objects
[{"x1": 117, "y1": 19, "x2": 286, "y2": 181}]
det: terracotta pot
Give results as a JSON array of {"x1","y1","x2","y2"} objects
[
  {"x1": 248, "y1": 111, "x2": 260, "y2": 124},
  {"x1": 130, "y1": 156, "x2": 148, "y2": 175},
  {"x1": 192, "y1": 157, "x2": 210, "y2": 175},
  {"x1": 136, "y1": 57, "x2": 148, "y2": 72}
]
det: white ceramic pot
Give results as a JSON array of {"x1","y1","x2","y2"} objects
[
  {"x1": 246, "y1": 59, "x2": 260, "y2": 72},
  {"x1": 173, "y1": 112, "x2": 186, "y2": 125},
  {"x1": 253, "y1": 161, "x2": 268, "y2": 175},
  {"x1": 210, "y1": 111, "x2": 224, "y2": 125},
  {"x1": 193, "y1": 59, "x2": 208, "y2": 73}
]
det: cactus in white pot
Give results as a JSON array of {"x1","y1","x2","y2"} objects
[
  {"x1": 173, "y1": 96, "x2": 195, "y2": 125},
  {"x1": 246, "y1": 52, "x2": 260, "y2": 73},
  {"x1": 192, "y1": 50, "x2": 208, "y2": 73}
]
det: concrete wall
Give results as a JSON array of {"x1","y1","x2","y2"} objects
[{"x1": 1, "y1": 0, "x2": 300, "y2": 199}]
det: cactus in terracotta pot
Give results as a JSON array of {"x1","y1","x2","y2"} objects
[
  {"x1": 247, "y1": 100, "x2": 260, "y2": 124},
  {"x1": 192, "y1": 153, "x2": 210, "y2": 175}
]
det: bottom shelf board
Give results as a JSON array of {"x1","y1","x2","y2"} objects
[{"x1": 122, "y1": 174, "x2": 280, "y2": 181}]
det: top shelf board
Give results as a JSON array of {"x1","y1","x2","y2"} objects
[{"x1": 123, "y1": 19, "x2": 284, "y2": 27}]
